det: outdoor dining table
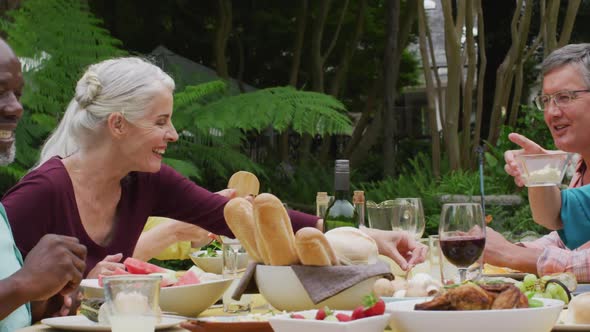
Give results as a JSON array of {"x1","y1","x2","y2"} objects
[{"x1": 14, "y1": 293, "x2": 573, "y2": 332}]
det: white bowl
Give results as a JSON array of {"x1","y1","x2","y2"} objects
[
  {"x1": 254, "y1": 265, "x2": 380, "y2": 311},
  {"x1": 516, "y1": 152, "x2": 571, "y2": 187},
  {"x1": 269, "y1": 310, "x2": 390, "y2": 332},
  {"x1": 189, "y1": 250, "x2": 249, "y2": 274},
  {"x1": 81, "y1": 278, "x2": 233, "y2": 317},
  {"x1": 387, "y1": 298, "x2": 563, "y2": 332}
]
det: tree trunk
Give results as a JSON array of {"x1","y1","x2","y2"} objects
[
  {"x1": 382, "y1": 0, "x2": 400, "y2": 177},
  {"x1": 557, "y1": 0, "x2": 582, "y2": 48},
  {"x1": 329, "y1": 0, "x2": 368, "y2": 97},
  {"x1": 282, "y1": 0, "x2": 308, "y2": 163},
  {"x1": 344, "y1": 74, "x2": 380, "y2": 159},
  {"x1": 487, "y1": 0, "x2": 533, "y2": 147},
  {"x1": 214, "y1": 0, "x2": 232, "y2": 79},
  {"x1": 441, "y1": 0, "x2": 462, "y2": 170},
  {"x1": 417, "y1": 0, "x2": 441, "y2": 178},
  {"x1": 460, "y1": 0, "x2": 477, "y2": 169},
  {"x1": 473, "y1": 0, "x2": 486, "y2": 156}
]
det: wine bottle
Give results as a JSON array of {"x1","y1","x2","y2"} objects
[{"x1": 324, "y1": 160, "x2": 358, "y2": 232}]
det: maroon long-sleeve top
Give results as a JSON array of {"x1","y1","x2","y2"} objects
[{"x1": 2, "y1": 157, "x2": 318, "y2": 276}]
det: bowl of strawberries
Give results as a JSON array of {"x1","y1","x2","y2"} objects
[{"x1": 268, "y1": 295, "x2": 390, "y2": 332}]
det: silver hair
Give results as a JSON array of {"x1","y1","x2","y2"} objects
[
  {"x1": 36, "y1": 57, "x2": 174, "y2": 168},
  {"x1": 542, "y1": 43, "x2": 590, "y2": 88}
]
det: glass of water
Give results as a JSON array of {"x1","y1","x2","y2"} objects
[
  {"x1": 102, "y1": 275, "x2": 161, "y2": 332},
  {"x1": 222, "y1": 237, "x2": 251, "y2": 313}
]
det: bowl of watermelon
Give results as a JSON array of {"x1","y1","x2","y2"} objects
[{"x1": 81, "y1": 258, "x2": 233, "y2": 317}]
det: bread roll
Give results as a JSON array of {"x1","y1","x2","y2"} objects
[
  {"x1": 295, "y1": 227, "x2": 339, "y2": 266},
  {"x1": 223, "y1": 197, "x2": 263, "y2": 263},
  {"x1": 228, "y1": 171, "x2": 260, "y2": 197},
  {"x1": 568, "y1": 292, "x2": 590, "y2": 324},
  {"x1": 325, "y1": 227, "x2": 379, "y2": 265},
  {"x1": 253, "y1": 193, "x2": 300, "y2": 266}
]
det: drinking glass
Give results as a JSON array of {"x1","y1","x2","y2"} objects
[
  {"x1": 102, "y1": 275, "x2": 161, "y2": 332},
  {"x1": 222, "y1": 237, "x2": 251, "y2": 313},
  {"x1": 438, "y1": 203, "x2": 486, "y2": 283},
  {"x1": 366, "y1": 200, "x2": 396, "y2": 230},
  {"x1": 393, "y1": 198, "x2": 425, "y2": 239}
]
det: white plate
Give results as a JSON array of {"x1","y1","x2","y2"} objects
[
  {"x1": 554, "y1": 309, "x2": 590, "y2": 331},
  {"x1": 269, "y1": 310, "x2": 390, "y2": 332},
  {"x1": 41, "y1": 315, "x2": 184, "y2": 331},
  {"x1": 387, "y1": 298, "x2": 563, "y2": 332},
  {"x1": 382, "y1": 296, "x2": 431, "y2": 303}
]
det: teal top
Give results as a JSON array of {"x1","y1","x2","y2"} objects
[
  {"x1": 0, "y1": 203, "x2": 31, "y2": 331},
  {"x1": 559, "y1": 186, "x2": 590, "y2": 250}
]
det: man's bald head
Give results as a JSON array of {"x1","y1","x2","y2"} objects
[{"x1": 0, "y1": 38, "x2": 16, "y2": 61}]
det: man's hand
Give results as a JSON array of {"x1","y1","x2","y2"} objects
[
  {"x1": 86, "y1": 253, "x2": 124, "y2": 279},
  {"x1": 482, "y1": 227, "x2": 514, "y2": 267},
  {"x1": 361, "y1": 227, "x2": 427, "y2": 271},
  {"x1": 15, "y1": 234, "x2": 86, "y2": 301},
  {"x1": 504, "y1": 133, "x2": 547, "y2": 187}
]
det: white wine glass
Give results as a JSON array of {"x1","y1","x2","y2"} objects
[
  {"x1": 438, "y1": 203, "x2": 486, "y2": 283},
  {"x1": 392, "y1": 198, "x2": 425, "y2": 240}
]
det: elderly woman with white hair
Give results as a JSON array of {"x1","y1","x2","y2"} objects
[{"x1": 2, "y1": 57, "x2": 425, "y2": 278}]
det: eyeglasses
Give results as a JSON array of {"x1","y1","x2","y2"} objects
[{"x1": 534, "y1": 89, "x2": 590, "y2": 111}]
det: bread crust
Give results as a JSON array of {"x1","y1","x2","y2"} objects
[
  {"x1": 227, "y1": 171, "x2": 260, "y2": 197},
  {"x1": 295, "y1": 227, "x2": 339, "y2": 266},
  {"x1": 253, "y1": 193, "x2": 300, "y2": 266},
  {"x1": 223, "y1": 197, "x2": 263, "y2": 263}
]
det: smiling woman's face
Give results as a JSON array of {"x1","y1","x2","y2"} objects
[
  {"x1": 0, "y1": 41, "x2": 24, "y2": 165},
  {"x1": 119, "y1": 89, "x2": 179, "y2": 173},
  {"x1": 543, "y1": 64, "x2": 590, "y2": 156}
]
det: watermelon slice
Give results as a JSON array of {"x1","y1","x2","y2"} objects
[
  {"x1": 123, "y1": 257, "x2": 167, "y2": 274},
  {"x1": 98, "y1": 267, "x2": 130, "y2": 287},
  {"x1": 173, "y1": 269, "x2": 201, "y2": 286},
  {"x1": 149, "y1": 271, "x2": 178, "y2": 287}
]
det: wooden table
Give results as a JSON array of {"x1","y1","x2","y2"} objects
[{"x1": 15, "y1": 294, "x2": 568, "y2": 332}]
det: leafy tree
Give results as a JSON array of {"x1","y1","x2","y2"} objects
[{"x1": 0, "y1": 0, "x2": 124, "y2": 190}]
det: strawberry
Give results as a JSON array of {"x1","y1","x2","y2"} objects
[
  {"x1": 363, "y1": 294, "x2": 386, "y2": 317},
  {"x1": 336, "y1": 313, "x2": 352, "y2": 322},
  {"x1": 351, "y1": 306, "x2": 366, "y2": 320},
  {"x1": 315, "y1": 308, "x2": 326, "y2": 320},
  {"x1": 290, "y1": 314, "x2": 305, "y2": 319},
  {"x1": 315, "y1": 306, "x2": 332, "y2": 320}
]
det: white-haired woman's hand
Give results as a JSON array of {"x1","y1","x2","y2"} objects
[
  {"x1": 360, "y1": 227, "x2": 428, "y2": 271},
  {"x1": 86, "y1": 253, "x2": 125, "y2": 279}
]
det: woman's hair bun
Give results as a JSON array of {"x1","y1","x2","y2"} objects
[{"x1": 75, "y1": 70, "x2": 102, "y2": 108}]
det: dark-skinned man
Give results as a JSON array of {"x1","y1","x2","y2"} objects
[{"x1": 0, "y1": 38, "x2": 87, "y2": 331}]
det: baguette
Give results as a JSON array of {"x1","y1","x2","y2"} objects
[
  {"x1": 253, "y1": 193, "x2": 300, "y2": 266},
  {"x1": 223, "y1": 197, "x2": 263, "y2": 263},
  {"x1": 295, "y1": 227, "x2": 339, "y2": 266}
]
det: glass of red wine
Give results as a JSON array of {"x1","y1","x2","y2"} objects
[{"x1": 439, "y1": 203, "x2": 486, "y2": 283}]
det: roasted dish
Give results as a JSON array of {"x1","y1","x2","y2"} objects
[{"x1": 415, "y1": 283, "x2": 528, "y2": 311}]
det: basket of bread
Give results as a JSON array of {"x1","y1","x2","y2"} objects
[{"x1": 223, "y1": 193, "x2": 391, "y2": 311}]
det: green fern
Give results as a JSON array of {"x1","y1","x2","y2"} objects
[
  {"x1": 176, "y1": 85, "x2": 352, "y2": 135},
  {"x1": 0, "y1": 0, "x2": 125, "y2": 190}
]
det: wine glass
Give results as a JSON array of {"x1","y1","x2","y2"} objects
[
  {"x1": 438, "y1": 203, "x2": 486, "y2": 283},
  {"x1": 392, "y1": 198, "x2": 425, "y2": 240}
]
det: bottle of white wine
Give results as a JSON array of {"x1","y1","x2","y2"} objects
[{"x1": 324, "y1": 160, "x2": 358, "y2": 232}]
